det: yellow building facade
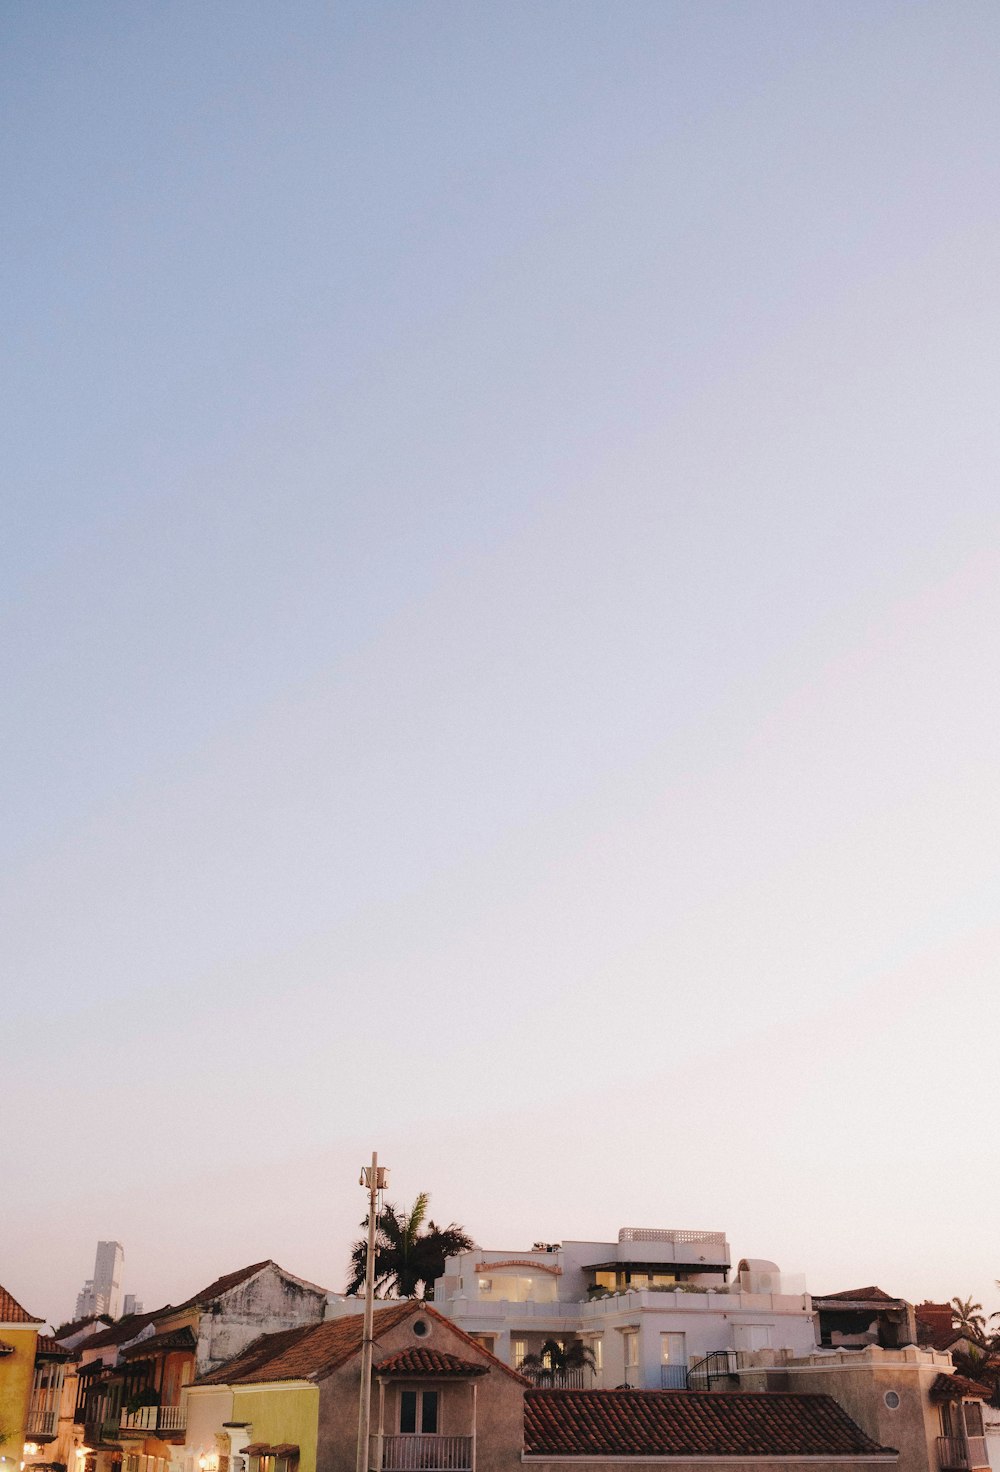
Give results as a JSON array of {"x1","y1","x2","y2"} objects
[{"x1": 0, "y1": 1285, "x2": 46, "y2": 1472}]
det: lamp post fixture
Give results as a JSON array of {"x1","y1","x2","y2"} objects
[{"x1": 356, "y1": 1151, "x2": 388, "y2": 1472}]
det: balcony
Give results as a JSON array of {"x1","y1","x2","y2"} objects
[
  {"x1": 938, "y1": 1435, "x2": 990, "y2": 1470},
  {"x1": 119, "y1": 1406, "x2": 187, "y2": 1435},
  {"x1": 521, "y1": 1368, "x2": 590, "y2": 1390},
  {"x1": 379, "y1": 1437, "x2": 473, "y2": 1471},
  {"x1": 26, "y1": 1410, "x2": 58, "y2": 1440}
]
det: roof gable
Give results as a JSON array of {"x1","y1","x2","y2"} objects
[
  {"x1": 0, "y1": 1284, "x2": 43, "y2": 1324},
  {"x1": 171, "y1": 1260, "x2": 329, "y2": 1314},
  {"x1": 84, "y1": 1311, "x2": 163, "y2": 1351},
  {"x1": 170, "y1": 1261, "x2": 276, "y2": 1312},
  {"x1": 816, "y1": 1287, "x2": 901, "y2": 1305},
  {"x1": 195, "y1": 1302, "x2": 524, "y2": 1387}
]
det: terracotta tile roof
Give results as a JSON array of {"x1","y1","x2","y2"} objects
[
  {"x1": 195, "y1": 1303, "x2": 415, "y2": 1385},
  {"x1": 375, "y1": 1347, "x2": 488, "y2": 1377},
  {"x1": 416, "y1": 1307, "x2": 527, "y2": 1384},
  {"x1": 918, "y1": 1324, "x2": 963, "y2": 1352},
  {"x1": 244, "y1": 1446, "x2": 299, "y2": 1459},
  {"x1": 930, "y1": 1373, "x2": 993, "y2": 1402},
  {"x1": 0, "y1": 1284, "x2": 43, "y2": 1323},
  {"x1": 172, "y1": 1261, "x2": 328, "y2": 1314},
  {"x1": 915, "y1": 1305, "x2": 962, "y2": 1352},
  {"x1": 53, "y1": 1315, "x2": 114, "y2": 1342},
  {"x1": 171, "y1": 1261, "x2": 275, "y2": 1311},
  {"x1": 35, "y1": 1335, "x2": 75, "y2": 1360},
  {"x1": 196, "y1": 1302, "x2": 525, "y2": 1387},
  {"x1": 0, "y1": 1339, "x2": 14, "y2": 1355},
  {"x1": 523, "y1": 1390, "x2": 896, "y2": 1459},
  {"x1": 84, "y1": 1311, "x2": 162, "y2": 1351},
  {"x1": 121, "y1": 1326, "x2": 197, "y2": 1359},
  {"x1": 815, "y1": 1287, "x2": 901, "y2": 1304}
]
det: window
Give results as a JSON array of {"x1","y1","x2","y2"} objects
[
  {"x1": 471, "y1": 1335, "x2": 496, "y2": 1354},
  {"x1": 964, "y1": 1403, "x2": 985, "y2": 1439},
  {"x1": 660, "y1": 1333, "x2": 686, "y2": 1365},
  {"x1": 512, "y1": 1339, "x2": 527, "y2": 1369},
  {"x1": 400, "y1": 1391, "x2": 438, "y2": 1435},
  {"x1": 591, "y1": 1337, "x2": 603, "y2": 1372},
  {"x1": 622, "y1": 1330, "x2": 639, "y2": 1384}
]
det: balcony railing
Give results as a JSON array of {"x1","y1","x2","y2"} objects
[
  {"x1": 27, "y1": 1410, "x2": 58, "y2": 1438},
  {"x1": 521, "y1": 1368, "x2": 589, "y2": 1389},
  {"x1": 938, "y1": 1435, "x2": 990, "y2": 1470},
  {"x1": 120, "y1": 1406, "x2": 187, "y2": 1434},
  {"x1": 619, "y1": 1228, "x2": 727, "y2": 1248},
  {"x1": 660, "y1": 1365, "x2": 688, "y2": 1389},
  {"x1": 380, "y1": 1436, "x2": 473, "y2": 1470},
  {"x1": 686, "y1": 1350, "x2": 741, "y2": 1392}
]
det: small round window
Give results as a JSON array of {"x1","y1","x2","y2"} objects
[
  {"x1": 412, "y1": 1318, "x2": 430, "y2": 1337},
  {"x1": 884, "y1": 1391, "x2": 900, "y2": 1410}
]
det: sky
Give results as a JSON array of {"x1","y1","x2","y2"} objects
[{"x1": 3, "y1": 0, "x2": 1000, "y2": 1329}]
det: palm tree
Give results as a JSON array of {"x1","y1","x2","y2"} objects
[
  {"x1": 521, "y1": 1338, "x2": 597, "y2": 1386},
  {"x1": 346, "y1": 1192, "x2": 473, "y2": 1300},
  {"x1": 951, "y1": 1297, "x2": 988, "y2": 1345}
]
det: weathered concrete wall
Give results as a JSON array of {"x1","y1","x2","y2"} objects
[
  {"x1": 738, "y1": 1346, "x2": 949, "y2": 1472},
  {"x1": 194, "y1": 1268, "x2": 327, "y2": 1374}
]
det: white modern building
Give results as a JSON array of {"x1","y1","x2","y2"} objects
[{"x1": 431, "y1": 1226, "x2": 817, "y2": 1390}]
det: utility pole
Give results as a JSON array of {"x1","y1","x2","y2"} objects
[{"x1": 356, "y1": 1152, "x2": 387, "y2": 1472}]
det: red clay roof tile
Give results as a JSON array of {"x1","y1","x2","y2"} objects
[
  {"x1": 523, "y1": 1389, "x2": 896, "y2": 1459},
  {"x1": 0, "y1": 1284, "x2": 43, "y2": 1324},
  {"x1": 375, "y1": 1348, "x2": 488, "y2": 1377},
  {"x1": 814, "y1": 1287, "x2": 901, "y2": 1304},
  {"x1": 930, "y1": 1373, "x2": 993, "y2": 1402},
  {"x1": 195, "y1": 1303, "x2": 417, "y2": 1385},
  {"x1": 196, "y1": 1303, "x2": 524, "y2": 1387}
]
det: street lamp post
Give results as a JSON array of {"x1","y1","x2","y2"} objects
[{"x1": 356, "y1": 1152, "x2": 388, "y2": 1472}]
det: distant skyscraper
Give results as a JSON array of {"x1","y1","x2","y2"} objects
[
  {"x1": 74, "y1": 1240, "x2": 124, "y2": 1320},
  {"x1": 122, "y1": 1293, "x2": 143, "y2": 1316}
]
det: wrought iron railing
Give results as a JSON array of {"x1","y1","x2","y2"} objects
[{"x1": 686, "y1": 1350, "x2": 740, "y2": 1391}]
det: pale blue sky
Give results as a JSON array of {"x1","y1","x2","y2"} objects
[{"x1": 4, "y1": 1, "x2": 1000, "y2": 1324}]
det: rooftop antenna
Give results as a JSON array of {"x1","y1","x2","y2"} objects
[{"x1": 356, "y1": 1152, "x2": 389, "y2": 1472}]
